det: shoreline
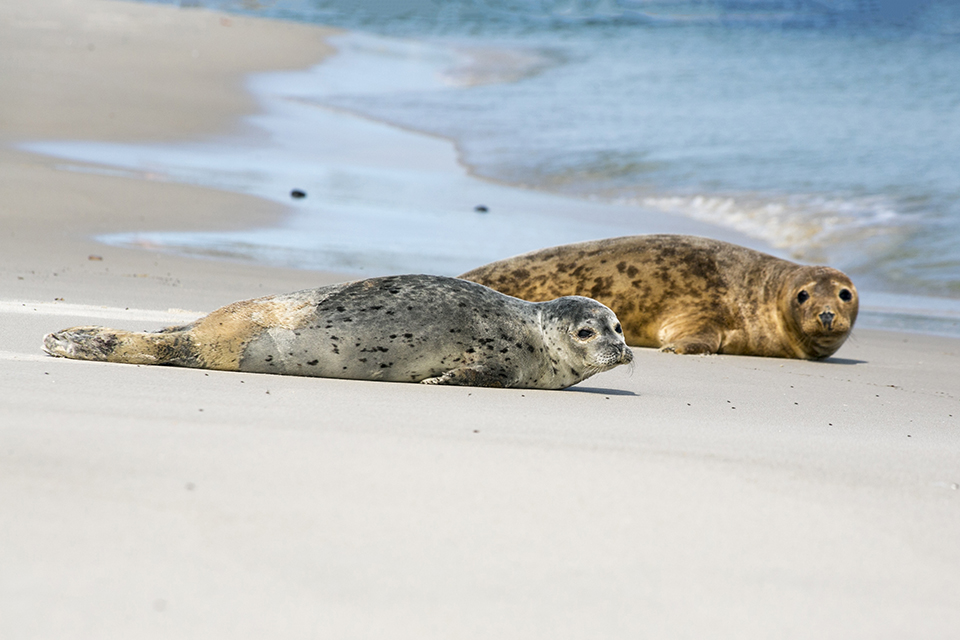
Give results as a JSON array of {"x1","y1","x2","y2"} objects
[
  {"x1": 14, "y1": 20, "x2": 959, "y2": 337},
  {"x1": 0, "y1": 0, "x2": 349, "y2": 311},
  {"x1": 15, "y1": 26, "x2": 767, "y2": 280},
  {"x1": 3, "y1": 2, "x2": 960, "y2": 638}
]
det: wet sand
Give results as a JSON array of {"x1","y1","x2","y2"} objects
[{"x1": 2, "y1": 1, "x2": 959, "y2": 638}]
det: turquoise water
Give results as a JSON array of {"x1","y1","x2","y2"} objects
[
  {"x1": 28, "y1": 0, "x2": 960, "y2": 334},
  {"x1": 151, "y1": 0, "x2": 960, "y2": 297}
]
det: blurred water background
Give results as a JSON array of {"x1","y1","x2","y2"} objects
[{"x1": 29, "y1": 0, "x2": 960, "y2": 333}]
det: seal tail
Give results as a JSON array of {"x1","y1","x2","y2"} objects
[{"x1": 43, "y1": 325, "x2": 197, "y2": 366}]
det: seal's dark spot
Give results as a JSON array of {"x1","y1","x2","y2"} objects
[
  {"x1": 589, "y1": 276, "x2": 612, "y2": 298},
  {"x1": 511, "y1": 268, "x2": 530, "y2": 280},
  {"x1": 307, "y1": 359, "x2": 319, "y2": 365}
]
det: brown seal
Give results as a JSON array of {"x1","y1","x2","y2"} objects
[
  {"x1": 42, "y1": 275, "x2": 632, "y2": 389},
  {"x1": 460, "y1": 235, "x2": 858, "y2": 359}
]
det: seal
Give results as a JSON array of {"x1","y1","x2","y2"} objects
[
  {"x1": 42, "y1": 274, "x2": 632, "y2": 389},
  {"x1": 460, "y1": 235, "x2": 858, "y2": 359}
]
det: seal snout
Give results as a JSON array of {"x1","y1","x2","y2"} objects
[
  {"x1": 595, "y1": 342, "x2": 633, "y2": 369},
  {"x1": 818, "y1": 309, "x2": 835, "y2": 330}
]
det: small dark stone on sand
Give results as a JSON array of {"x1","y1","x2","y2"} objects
[
  {"x1": 290, "y1": 189, "x2": 307, "y2": 199},
  {"x1": 474, "y1": 205, "x2": 488, "y2": 213}
]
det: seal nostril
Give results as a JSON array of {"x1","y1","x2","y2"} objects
[{"x1": 819, "y1": 310, "x2": 835, "y2": 329}]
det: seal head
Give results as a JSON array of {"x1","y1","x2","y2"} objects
[
  {"x1": 533, "y1": 296, "x2": 633, "y2": 388},
  {"x1": 782, "y1": 266, "x2": 858, "y2": 359}
]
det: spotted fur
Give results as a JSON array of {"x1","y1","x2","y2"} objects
[
  {"x1": 42, "y1": 275, "x2": 632, "y2": 389},
  {"x1": 461, "y1": 235, "x2": 858, "y2": 359}
]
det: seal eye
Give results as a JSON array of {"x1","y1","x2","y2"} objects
[
  {"x1": 797, "y1": 290, "x2": 809, "y2": 304},
  {"x1": 839, "y1": 288, "x2": 852, "y2": 302},
  {"x1": 577, "y1": 328, "x2": 595, "y2": 340},
  {"x1": 614, "y1": 323, "x2": 622, "y2": 334}
]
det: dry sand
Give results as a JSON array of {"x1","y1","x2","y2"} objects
[{"x1": 2, "y1": 1, "x2": 959, "y2": 638}]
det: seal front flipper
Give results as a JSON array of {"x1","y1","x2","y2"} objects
[
  {"x1": 658, "y1": 327, "x2": 722, "y2": 355},
  {"x1": 420, "y1": 363, "x2": 513, "y2": 388}
]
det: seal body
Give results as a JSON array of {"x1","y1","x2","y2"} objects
[
  {"x1": 460, "y1": 235, "x2": 859, "y2": 359},
  {"x1": 43, "y1": 275, "x2": 632, "y2": 389}
]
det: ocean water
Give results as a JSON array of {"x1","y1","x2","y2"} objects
[{"x1": 27, "y1": 0, "x2": 960, "y2": 334}]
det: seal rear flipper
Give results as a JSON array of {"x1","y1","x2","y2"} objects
[
  {"x1": 42, "y1": 325, "x2": 195, "y2": 366},
  {"x1": 44, "y1": 326, "x2": 126, "y2": 361},
  {"x1": 420, "y1": 364, "x2": 513, "y2": 388}
]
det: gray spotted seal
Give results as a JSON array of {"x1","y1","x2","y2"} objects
[
  {"x1": 460, "y1": 235, "x2": 858, "y2": 360},
  {"x1": 42, "y1": 275, "x2": 632, "y2": 389}
]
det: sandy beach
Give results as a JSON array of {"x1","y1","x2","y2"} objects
[{"x1": 2, "y1": 1, "x2": 959, "y2": 638}]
